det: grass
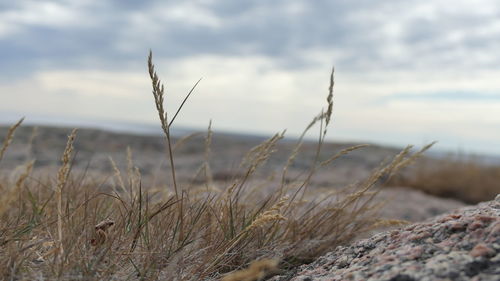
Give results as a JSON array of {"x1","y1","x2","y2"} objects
[
  {"x1": 386, "y1": 154, "x2": 500, "y2": 204},
  {"x1": 0, "y1": 52, "x2": 430, "y2": 280}
]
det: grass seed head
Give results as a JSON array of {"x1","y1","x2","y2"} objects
[{"x1": 222, "y1": 259, "x2": 279, "y2": 281}]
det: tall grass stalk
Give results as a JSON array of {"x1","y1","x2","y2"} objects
[{"x1": 55, "y1": 129, "x2": 77, "y2": 264}]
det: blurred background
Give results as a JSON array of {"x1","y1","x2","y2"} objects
[{"x1": 1, "y1": 0, "x2": 499, "y2": 156}]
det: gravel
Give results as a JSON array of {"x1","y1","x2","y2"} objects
[{"x1": 271, "y1": 195, "x2": 500, "y2": 281}]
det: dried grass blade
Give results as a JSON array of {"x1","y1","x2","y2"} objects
[
  {"x1": 0, "y1": 117, "x2": 24, "y2": 162},
  {"x1": 169, "y1": 77, "x2": 202, "y2": 127}
]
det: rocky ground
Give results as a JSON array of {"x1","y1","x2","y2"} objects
[
  {"x1": 0, "y1": 125, "x2": 467, "y2": 221},
  {"x1": 1, "y1": 125, "x2": 470, "y2": 215},
  {"x1": 0, "y1": 125, "x2": 399, "y2": 187},
  {"x1": 271, "y1": 196, "x2": 500, "y2": 281}
]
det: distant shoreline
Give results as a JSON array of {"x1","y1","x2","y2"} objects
[{"x1": 1, "y1": 120, "x2": 500, "y2": 164}]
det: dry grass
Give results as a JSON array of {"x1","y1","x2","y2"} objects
[
  {"x1": 0, "y1": 117, "x2": 23, "y2": 162},
  {"x1": 221, "y1": 259, "x2": 279, "y2": 281},
  {"x1": 0, "y1": 52, "x2": 430, "y2": 280},
  {"x1": 386, "y1": 155, "x2": 500, "y2": 204}
]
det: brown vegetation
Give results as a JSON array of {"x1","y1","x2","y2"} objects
[
  {"x1": 386, "y1": 155, "x2": 500, "y2": 204},
  {"x1": 0, "y1": 52, "x2": 429, "y2": 280}
]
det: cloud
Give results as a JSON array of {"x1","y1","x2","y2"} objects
[
  {"x1": 384, "y1": 91, "x2": 500, "y2": 102},
  {"x1": 2, "y1": 52, "x2": 500, "y2": 152},
  {"x1": 1, "y1": 0, "x2": 500, "y2": 155},
  {"x1": 0, "y1": 54, "x2": 327, "y2": 132},
  {"x1": 0, "y1": 0, "x2": 104, "y2": 37},
  {"x1": 2, "y1": 0, "x2": 500, "y2": 73}
]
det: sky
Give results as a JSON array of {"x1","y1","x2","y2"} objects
[{"x1": 1, "y1": 0, "x2": 500, "y2": 156}]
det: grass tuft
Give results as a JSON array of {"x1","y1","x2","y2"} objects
[{"x1": 0, "y1": 52, "x2": 431, "y2": 280}]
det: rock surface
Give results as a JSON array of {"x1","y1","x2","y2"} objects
[
  {"x1": 375, "y1": 187, "x2": 466, "y2": 222},
  {"x1": 271, "y1": 195, "x2": 500, "y2": 281}
]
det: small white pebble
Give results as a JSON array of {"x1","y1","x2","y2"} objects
[{"x1": 496, "y1": 194, "x2": 500, "y2": 202}]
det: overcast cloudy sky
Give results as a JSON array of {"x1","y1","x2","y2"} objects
[{"x1": 1, "y1": 0, "x2": 500, "y2": 155}]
